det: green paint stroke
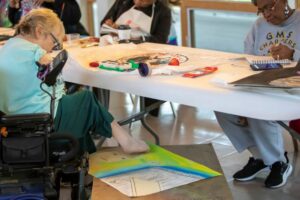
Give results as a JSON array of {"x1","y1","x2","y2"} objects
[{"x1": 90, "y1": 144, "x2": 221, "y2": 178}]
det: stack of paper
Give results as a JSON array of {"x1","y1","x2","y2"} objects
[
  {"x1": 230, "y1": 60, "x2": 300, "y2": 88},
  {"x1": 246, "y1": 55, "x2": 292, "y2": 65},
  {"x1": 100, "y1": 24, "x2": 118, "y2": 35}
]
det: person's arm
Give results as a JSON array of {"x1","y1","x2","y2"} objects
[
  {"x1": 144, "y1": 5, "x2": 171, "y2": 43},
  {"x1": 292, "y1": 49, "x2": 300, "y2": 61},
  {"x1": 244, "y1": 23, "x2": 256, "y2": 55},
  {"x1": 100, "y1": 0, "x2": 122, "y2": 26}
]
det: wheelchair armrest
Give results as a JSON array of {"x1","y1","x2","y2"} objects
[{"x1": 1, "y1": 113, "x2": 51, "y2": 125}]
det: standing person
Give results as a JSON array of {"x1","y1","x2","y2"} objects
[
  {"x1": 216, "y1": 0, "x2": 300, "y2": 188},
  {"x1": 0, "y1": 8, "x2": 149, "y2": 155},
  {"x1": 215, "y1": 0, "x2": 300, "y2": 189},
  {"x1": 101, "y1": 0, "x2": 171, "y2": 117}
]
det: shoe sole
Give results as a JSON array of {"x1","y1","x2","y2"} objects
[
  {"x1": 235, "y1": 167, "x2": 270, "y2": 182},
  {"x1": 267, "y1": 164, "x2": 293, "y2": 189}
]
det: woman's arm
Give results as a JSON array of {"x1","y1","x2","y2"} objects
[
  {"x1": 100, "y1": 0, "x2": 123, "y2": 25},
  {"x1": 145, "y1": 5, "x2": 171, "y2": 44}
]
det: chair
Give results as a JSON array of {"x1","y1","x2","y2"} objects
[{"x1": 0, "y1": 50, "x2": 88, "y2": 199}]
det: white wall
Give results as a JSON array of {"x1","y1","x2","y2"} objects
[{"x1": 77, "y1": 0, "x2": 88, "y2": 31}]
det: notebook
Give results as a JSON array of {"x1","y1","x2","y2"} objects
[
  {"x1": 246, "y1": 55, "x2": 292, "y2": 65},
  {"x1": 230, "y1": 60, "x2": 300, "y2": 89}
]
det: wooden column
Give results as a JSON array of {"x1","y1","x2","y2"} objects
[{"x1": 87, "y1": 0, "x2": 95, "y2": 36}]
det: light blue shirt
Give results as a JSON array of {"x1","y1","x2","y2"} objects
[{"x1": 0, "y1": 37, "x2": 64, "y2": 115}]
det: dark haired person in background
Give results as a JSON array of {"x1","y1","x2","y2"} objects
[{"x1": 101, "y1": 0, "x2": 171, "y2": 117}]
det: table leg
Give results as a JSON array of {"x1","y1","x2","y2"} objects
[
  {"x1": 93, "y1": 89, "x2": 163, "y2": 145},
  {"x1": 93, "y1": 88, "x2": 110, "y2": 109},
  {"x1": 139, "y1": 97, "x2": 160, "y2": 145},
  {"x1": 116, "y1": 97, "x2": 163, "y2": 145}
]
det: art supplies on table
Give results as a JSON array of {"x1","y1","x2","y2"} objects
[
  {"x1": 230, "y1": 60, "x2": 300, "y2": 89},
  {"x1": 246, "y1": 55, "x2": 292, "y2": 65},
  {"x1": 89, "y1": 60, "x2": 139, "y2": 72},
  {"x1": 183, "y1": 67, "x2": 218, "y2": 78},
  {"x1": 250, "y1": 63, "x2": 283, "y2": 71},
  {"x1": 90, "y1": 53, "x2": 190, "y2": 75},
  {"x1": 138, "y1": 63, "x2": 212, "y2": 77}
]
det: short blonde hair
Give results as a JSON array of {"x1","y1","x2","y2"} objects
[{"x1": 16, "y1": 8, "x2": 65, "y2": 38}]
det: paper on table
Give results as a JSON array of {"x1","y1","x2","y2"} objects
[
  {"x1": 100, "y1": 24, "x2": 118, "y2": 34},
  {"x1": 89, "y1": 144, "x2": 220, "y2": 179},
  {"x1": 89, "y1": 144, "x2": 221, "y2": 197},
  {"x1": 101, "y1": 167, "x2": 202, "y2": 197},
  {"x1": 0, "y1": 28, "x2": 15, "y2": 36},
  {"x1": 149, "y1": 65, "x2": 207, "y2": 75},
  {"x1": 210, "y1": 72, "x2": 241, "y2": 87}
]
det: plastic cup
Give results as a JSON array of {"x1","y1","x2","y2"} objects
[
  {"x1": 117, "y1": 25, "x2": 131, "y2": 41},
  {"x1": 66, "y1": 33, "x2": 80, "y2": 45}
]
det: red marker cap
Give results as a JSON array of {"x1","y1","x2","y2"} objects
[{"x1": 89, "y1": 61, "x2": 99, "y2": 68}]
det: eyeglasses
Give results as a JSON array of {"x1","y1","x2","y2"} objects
[
  {"x1": 257, "y1": 0, "x2": 277, "y2": 16},
  {"x1": 49, "y1": 33, "x2": 62, "y2": 51}
]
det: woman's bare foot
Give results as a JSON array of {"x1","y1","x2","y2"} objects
[
  {"x1": 111, "y1": 120, "x2": 149, "y2": 154},
  {"x1": 120, "y1": 137, "x2": 149, "y2": 154}
]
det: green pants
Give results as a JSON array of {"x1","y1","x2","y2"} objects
[{"x1": 54, "y1": 90, "x2": 114, "y2": 153}]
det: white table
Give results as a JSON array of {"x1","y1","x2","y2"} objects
[
  {"x1": 63, "y1": 42, "x2": 300, "y2": 121},
  {"x1": 0, "y1": 27, "x2": 15, "y2": 36},
  {"x1": 0, "y1": 28, "x2": 15, "y2": 46}
]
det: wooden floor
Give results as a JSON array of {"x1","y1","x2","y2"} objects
[{"x1": 101, "y1": 91, "x2": 300, "y2": 200}]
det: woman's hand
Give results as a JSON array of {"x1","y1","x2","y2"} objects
[
  {"x1": 104, "y1": 19, "x2": 118, "y2": 29},
  {"x1": 270, "y1": 44, "x2": 295, "y2": 60},
  {"x1": 39, "y1": 54, "x2": 53, "y2": 66}
]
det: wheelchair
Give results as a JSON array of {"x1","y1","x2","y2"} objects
[{"x1": 0, "y1": 50, "x2": 89, "y2": 199}]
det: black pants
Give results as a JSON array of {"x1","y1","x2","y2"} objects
[{"x1": 144, "y1": 97, "x2": 163, "y2": 117}]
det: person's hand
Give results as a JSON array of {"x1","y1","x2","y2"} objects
[
  {"x1": 270, "y1": 44, "x2": 295, "y2": 60},
  {"x1": 39, "y1": 54, "x2": 53, "y2": 65},
  {"x1": 104, "y1": 19, "x2": 118, "y2": 29},
  {"x1": 9, "y1": 0, "x2": 20, "y2": 8}
]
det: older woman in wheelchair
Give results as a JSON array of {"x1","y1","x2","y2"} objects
[{"x1": 0, "y1": 8, "x2": 149, "y2": 199}]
